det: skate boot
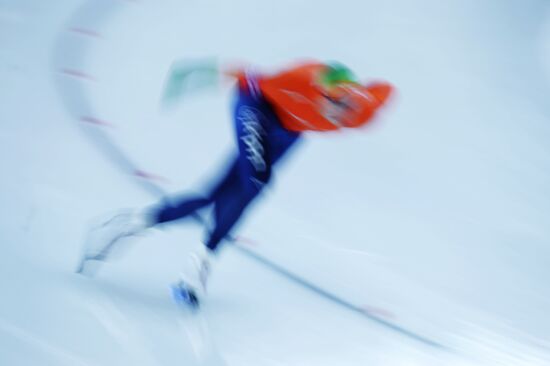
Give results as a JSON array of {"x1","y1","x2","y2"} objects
[
  {"x1": 172, "y1": 246, "x2": 215, "y2": 308},
  {"x1": 77, "y1": 209, "x2": 154, "y2": 275}
]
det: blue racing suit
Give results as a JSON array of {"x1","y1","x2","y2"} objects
[{"x1": 151, "y1": 74, "x2": 301, "y2": 251}]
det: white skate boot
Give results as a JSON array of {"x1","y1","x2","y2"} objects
[
  {"x1": 77, "y1": 209, "x2": 153, "y2": 275},
  {"x1": 172, "y1": 246, "x2": 215, "y2": 308}
]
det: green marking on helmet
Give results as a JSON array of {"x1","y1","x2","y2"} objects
[{"x1": 321, "y1": 62, "x2": 358, "y2": 87}]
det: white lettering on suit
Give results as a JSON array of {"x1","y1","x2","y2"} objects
[{"x1": 238, "y1": 106, "x2": 267, "y2": 173}]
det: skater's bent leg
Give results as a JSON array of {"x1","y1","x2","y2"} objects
[
  {"x1": 150, "y1": 157, "x2": 243, "y2": 226},
  {"x1": 205, "y1": 190, "x2": 257, "y2": 251},
  {"x1": 207, "y1": 158, "x2": 241, "y2": 201},
  {"x1": 200, "y1": 89, "x2": 302, "y2": 250},
  {"x1": 151, "y1": 158, "x2": 241, "y2": 225},
  {"x1": 153, "y1": 196, "x2": 211, "y2": 224}
]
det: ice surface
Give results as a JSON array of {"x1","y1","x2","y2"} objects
[{"x1": 1, "y1": 0, "x2": 549, "y2": 364}]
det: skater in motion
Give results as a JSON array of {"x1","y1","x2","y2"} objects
[{"x1": 80, "y1": 60, "x2": 394, "y2": 306}]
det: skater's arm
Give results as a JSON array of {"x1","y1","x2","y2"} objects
[{"x1": 161, "y1": 59, "x2": 248, "y2": 105}]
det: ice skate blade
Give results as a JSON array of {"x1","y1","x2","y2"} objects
[{"x1": 171, "y1": 284, "x2": 200, "y2": 309}]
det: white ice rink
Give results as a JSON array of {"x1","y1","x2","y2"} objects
[{"x1": 1, "y1": 0, "x2": 550, "y2": 364}]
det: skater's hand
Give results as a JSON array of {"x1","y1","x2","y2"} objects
[{"x1": 161, "y1": 58, "x2": 220, "y2": 106}]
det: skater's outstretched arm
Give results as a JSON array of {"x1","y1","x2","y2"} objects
[{"x1": 161, "y1": 58, "x2": 248, "y2": 105}]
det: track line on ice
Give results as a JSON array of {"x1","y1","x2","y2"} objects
[
  {"x1": 231, "y1": 242, "x2": 449, "y2": 350},
  {"x1": 60, "y1": 68, "x2": 97, "y2": 82},
  {"x1": 68, "y1": 27, "x2": 103, "y2": 39},
  {"x1": 53, "y1": 0, "x2": 169, "y2": 199},
  {"x1": 0, "y1": 318, "x2": 97, "y2": 366},
  {"x1": 80, "y1": 116, "x2": 115, "y2": 127}
]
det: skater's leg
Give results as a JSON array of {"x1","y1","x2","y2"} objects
[
  {"x1": 77, "y1": 208, "x2": 152, "y2": 275},
  {"x1": 200, "y1": 92, "x2": 273, "y2": 250},
  {"x1": 174, "y1": 89, "x2": 301, "y2": 298},
  {"x1": 205, "y1": 187, "x2": 257, "y2": 251},
  {"x1": 151, "y1": 154, "x2": 243, "y2": 225},
  {"x1": 153, "y1": 196, "x2": 212, "y2": 224},
  {"x1": 204, "y1": 133, "x2": 300, "y2": 251},
  {"x1": 204, "y1": 91, "x2": 302, "y2": 250}
]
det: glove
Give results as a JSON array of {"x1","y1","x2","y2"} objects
[{"x1": 161, "y1": 58, "x2": 219, "y2": 105}]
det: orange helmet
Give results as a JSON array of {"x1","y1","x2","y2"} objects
[
  {"x1": 259, "y1": 62, "x2": 393, "y2": 132},
  {"x1": 319, "y1": 81, "x2": 393, "y2": 128}
]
